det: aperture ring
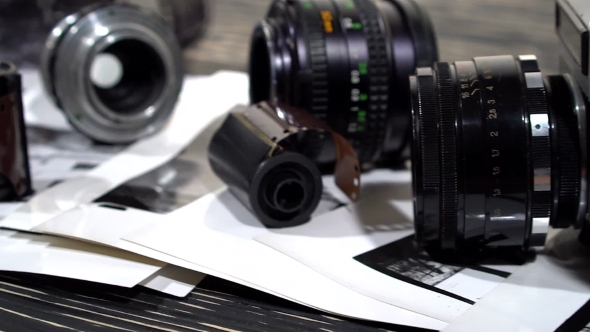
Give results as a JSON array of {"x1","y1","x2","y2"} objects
[
  {"x1": 518, "y1": 56, "x2": 552, "y2": 228},
  {"x1": 415, "y1": 67, "x2": 441, "y2": 246}
]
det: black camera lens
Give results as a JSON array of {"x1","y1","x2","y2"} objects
[
  {"x1": 410, "y1": 55, "x2": 590, "y2": 253},
  {"x1": 249, "y1": 0, "x2": 438, "y2": 167}
]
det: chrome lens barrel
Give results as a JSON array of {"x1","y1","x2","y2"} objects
[{"x1": 41, "y1": 4, "x2": 184, "y2": 143}]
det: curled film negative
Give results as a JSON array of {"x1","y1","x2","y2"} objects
[
  {"x1": 209, "y1": 101, "x2": 361, "y2": 228},
  {"x1": 0, "y1": 62, "x2": 33, "y2": 201}
]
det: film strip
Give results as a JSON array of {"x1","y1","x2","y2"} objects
[
  {"x1": 209, "y1": 101, "x2": 361, "y2": 228},
  {"x1": 0, "y1": 62, "x2": 32, "y2": 201}
]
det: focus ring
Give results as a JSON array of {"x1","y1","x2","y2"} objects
[
  {"x1": 436, "y1": 62, "x2": 458, "y2": 249},
  {"x1": 415, "y1": 67, "x2": 440, "y2": 245},
  {"x1": 299, "y1": 1, "x2": 329, "y2": 121},
  {"x1": 354, "y1": 0, "x2": 390, "y2": 162}
]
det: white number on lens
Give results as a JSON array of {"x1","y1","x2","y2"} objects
[
  {"x1": 343, "y1": 18, "x2": 353, "y2": 29},
  {"x1": 351, "y1": 88, "x2": 360, "y2": 101},
  {"x1": 489, "y1": 109, "x2": 498, "y2": 119},
  {"x1": 351, "y1": 70, "x2": 360, "y2": 84},
  {"x1": 493, "y1": 166, "x2": 501, "y2": 175}
]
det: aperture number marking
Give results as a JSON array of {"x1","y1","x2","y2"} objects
[
  {"x1": 488, "y1": 109, "x2": 497, "y2": 119},
  {"x1": 351, "y1": 70, "x2": 360, "y2": 84},
  {"x1": 493, "y1": 166, "x2": 501, "y2": 175}
]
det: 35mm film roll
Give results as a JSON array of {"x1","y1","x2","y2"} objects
[
  {"x1": 209, "y1": 102, "x2": 361, "y2": 228},
  {"x1": 0, "y1": 62, "x2": 32, "y2": 201}
]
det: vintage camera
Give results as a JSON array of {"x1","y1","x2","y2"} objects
[
  {"x1": 409, "y1": 0, "x2": 590, "y2": 254},
  {"x1": 0, "y1": 62, "x2": 33, "y2": 201},
  {"x1": 248, "y1": 0, "x2": 438, "y2": 169}
]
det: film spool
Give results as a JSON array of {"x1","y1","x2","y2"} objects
[
  {"x1": 40, "y1": 3, "x2": 184, "y2": 144},
  {"x1": 0, "y1": 61, "x2": 32, "y2": 201},
  {"x1": 208, "y1": 102, "x2": 361, "y2": 228}
]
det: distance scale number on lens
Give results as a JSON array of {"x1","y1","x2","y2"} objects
[{"x1": 332, "y1": 0, "x2": 371, "y2": 138}]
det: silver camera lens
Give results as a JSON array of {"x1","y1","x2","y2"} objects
[{"x1": 41, "y1": 3, "x2": 184, "y2": 143}]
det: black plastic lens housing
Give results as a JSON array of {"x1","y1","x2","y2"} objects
[
  {"x1": 249, "y1": 0, "x2": 438, "y2": 167},
  {"x1": 411, "y1": 55, "x2": 590, "y2": 253}
]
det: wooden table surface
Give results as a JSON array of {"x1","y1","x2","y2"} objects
[
  {"x1": 1, "y1": 0, "x2": 561, "y2": 331},
  {"x1": 186, "y1": 0, "x2": 558, "y2": 75}
]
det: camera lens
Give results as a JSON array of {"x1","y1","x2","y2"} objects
[
  {"x1": 249, "y1": 0, "x2": 438, "y2": 167},
  {"x1": 411, "y1": 55, "x2": 590, "y2": 252},
  {"x1": 41, "y1": 3, "x2": 184, "y2": 144}
]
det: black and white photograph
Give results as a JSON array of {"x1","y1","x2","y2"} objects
[
  {"x1": 354, "y1": 235, "x2": 518, "y2": 304},
  {"x1": 555, "y1": 299, "x2": 590, "y2": 332},
  {"x1": 27, "y1": 127, "x2": 125, "y2": 192},
  {"x1": 93, "y1": 132, "x2": 219, "y2": 214}
]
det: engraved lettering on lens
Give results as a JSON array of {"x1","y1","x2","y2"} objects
[{"x1": 321, "y1": 11, "x2": 334, "y2": 33}]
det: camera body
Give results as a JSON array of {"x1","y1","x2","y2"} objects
[{"x1": 556, "y1": 0, "x2": 590, "y2": 245}]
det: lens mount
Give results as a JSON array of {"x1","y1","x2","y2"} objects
[
  {"x1": 41, "y1": 3, "x2": 184, "y2": 144},
  {"x1": 563, "y1": 74, "x2": 589, "y2": 226},
  {"x1": 249, "y1": 20, "x2": 285, "y2": 106}
]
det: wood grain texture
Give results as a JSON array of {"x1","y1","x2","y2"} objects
[
  {"x1": 3, "y1": 0, "x2": 563, "y2": 331},
  {"x1": 0, "y1": 272, "x2": 431, "y2": 332},
  {"x1": 184, "y1": 0, "x2": 559, "y2": 75}
]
